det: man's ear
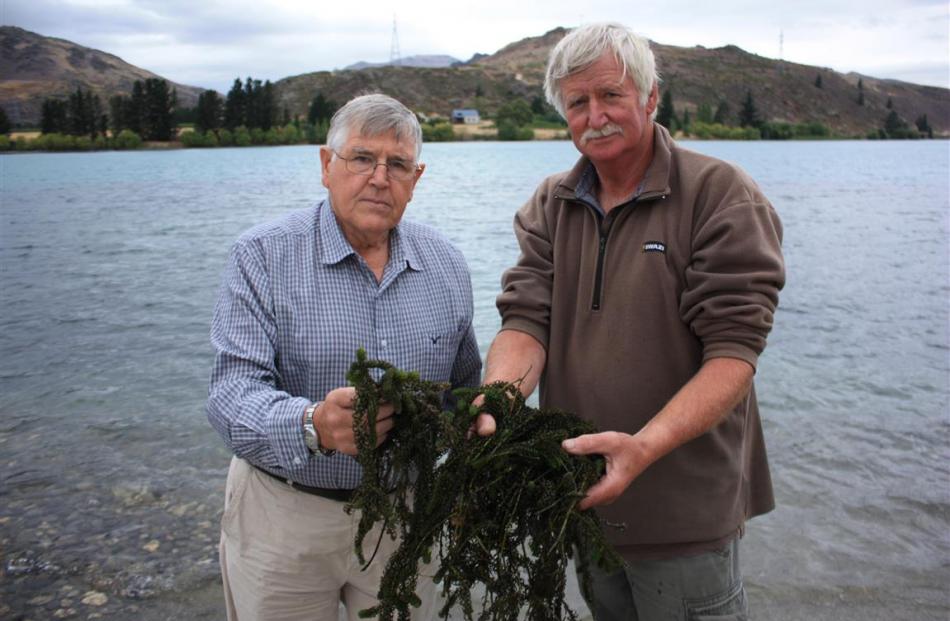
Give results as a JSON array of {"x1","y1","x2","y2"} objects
[
  {"x1": 319, "y1": 146, "x2": 332, "y2": 188},
  {"x1": 646, "y1": 83, "x2": 659, "y2": 116}
]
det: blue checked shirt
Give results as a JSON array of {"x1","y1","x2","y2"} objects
[{"x1": 207, "y1": 200, "x2": 482, "y2": 489}]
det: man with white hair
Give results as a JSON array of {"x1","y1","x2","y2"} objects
[
  {"x1": 207, "y1": 93, "x2": 481, "y2": 620},
  {"x1": 477, "y1": 23, "x2": 785, "y2": 620}
]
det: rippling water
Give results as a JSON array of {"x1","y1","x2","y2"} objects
[{"x1": 1, "y1": 140, "x2": 948, "y2": 620}]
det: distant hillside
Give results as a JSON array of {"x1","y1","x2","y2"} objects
[
  {"x1": 468, "y1": 28, "x2": 949, "y2": 136},
  {"x1": 0, "y1": 26, "x2": 204, "y2": 126},
  {"x1": 345, "y1": 55, "x2": 461, "y2": 70},
  {"x1": 274, "y1": 64, "x2": 532, "y2": 120},
  {"x1": 2, "y1": 25, "x2": 947, "y2": 137}
]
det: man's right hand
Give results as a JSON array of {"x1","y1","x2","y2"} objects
[
  {"x1": 474, "y1": 329, "x2": 547, "y2": 437},
  {"x1": 315, "y1": 386, "x2": 395, "y2": 455},
  {"x1": 473, "y1": 398, "x2": 496, "y2": 436}
]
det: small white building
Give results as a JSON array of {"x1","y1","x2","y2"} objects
[{"x1": 451, "y1": 109, "x2": 480, "y2": 124}]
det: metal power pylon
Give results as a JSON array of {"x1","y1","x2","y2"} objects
[{"x1": 390, "y1": 15, "x2": 401, "y2": 66}]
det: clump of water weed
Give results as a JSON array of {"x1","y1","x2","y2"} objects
[{"x1": 345, "y1": 348, "x2": 622, "y2": 621}]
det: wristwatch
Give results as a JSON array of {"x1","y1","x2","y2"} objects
[{"x1": 303, "y1": 403, "x2": 335, "y2": 457}]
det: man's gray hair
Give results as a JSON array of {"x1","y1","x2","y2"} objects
[
  {"x1": 326, "y1": 93, "x2": 423, "y2": 160},
  {"x1": 544, "y1": 22, "x2": 659, "y2": 120}
]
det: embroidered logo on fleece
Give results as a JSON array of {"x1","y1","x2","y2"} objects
[{"x1": 642, "y1": 241, "x2": 666, "y2": 254}]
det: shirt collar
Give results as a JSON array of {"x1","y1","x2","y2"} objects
[
  {"x1": 317, "y1": 198, "x2": 421, "y2": 272},
  {"x1": 557, "y1": 123, "x2": 674, "y2": 208}
]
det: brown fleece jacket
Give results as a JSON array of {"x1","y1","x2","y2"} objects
[{"x1": 497, "y1": 124, "x2": 785, "y2": 552}]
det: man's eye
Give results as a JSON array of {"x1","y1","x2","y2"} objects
[
  {"x1": 388, "y1": 160, "x2": 412, "y2": 174},
  {"x1": 352, "y1": 155, "x2": 375, "y2": 165}
]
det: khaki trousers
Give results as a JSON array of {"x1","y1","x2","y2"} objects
[{"x1": 219, "y1": 456, "x2": 438, "y2": 621}]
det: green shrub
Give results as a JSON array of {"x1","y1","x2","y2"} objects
[
  {"x1": 688, "y1": 122, "x2": 760, "y2": 140},
  {"x1": 233, "y1": 126, "x2": 252, "y2": 146},
  {"x1": 497, "y1": 121, "x2": 534, "y2": 141},
  {"x1": 305, "y1": 120, "x2": 328, "y2": 145},
  {"x1": 280, "y1": 124, "x2": 301, "y2": 144},
  {"x1": 0, "y1": 135, "x2": 10, "y2": 151},
  {"x1": 217, "y1": 128, "x2": 233, "y2": 146},
  {"x1": 181, "y1": 130, "x2": 223, "y2": 148},
  {"x1": 422, "y1": 122, "x2": 456, "y2": 142},
  {"x1": 113, "y1": 129, "x2": 143, "y2": 150}
]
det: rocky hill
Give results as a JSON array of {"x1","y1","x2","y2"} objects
[
  {"x1": 466, "y1": 28, "x2": 949, "y2": 136},
  {"x1": 344, "y1": 55, "x2": 461, "y2": 70},
  {"x1": 0, "y1": 26, "x2": 203, "y2": 126},
  {"x1": 2, "y1": 25, "x2": 947, "y2": 137}
]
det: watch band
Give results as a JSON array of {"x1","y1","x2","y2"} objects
[{"x1": 303, "y1": 403, "x2": 335, "y2": 457}]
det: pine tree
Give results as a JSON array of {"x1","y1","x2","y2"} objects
[
  {"x1": 915, "y1": 114, "x2": 933, "y2": 139},
  {"x1": 307, "y1": 93, "x2": 337, "y2": 125},
  {"x1": 109, "y1": 95, "x2": 126, "y2": 133},
  {"x1": 224, "y1": 78, "x2": 246, "y2": 130},
  {"x1": 142, "y1": 78, "x2": 176, "y2": 141},
  {"x1": 857, "y1": 79, "x2": 865, "y2": 106},
  {"x1": 195, "y1": 90, "x2": 223, "y2": 133},
  {"x1": 0, "y1": 106, "x2": 10, "y2": 135},
  {"x1": 814, "y1": 74, "x2": 822, "y2": 88},
  {"x1": 739, "y1": 91, "x2": 760, "y2": 128},
  {"x1": 656, "y1": 90, "x2": 675, "y2": 129},
  {"x1": 41, "y1": 99, "x2": 68, "y2": 134},
  {"x1": 883, "y1": 110, "x2": 908, "y2": 138},
  {"x1": 260, "y1": 80, "x2": 276, "y2": 130},
  {"x1": 713, "y1": 100, "x2": 730, "y2": 124},
  {"x1": 128, "y1": 81, "x2": 145, "y2": 135},
  {"x1": 696, "y1": 102, "x2": 713, "y2": 124}
]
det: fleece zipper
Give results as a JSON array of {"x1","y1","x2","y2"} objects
[{"x1": 580, "y1": 192, "x2": 668, "y2": 311}]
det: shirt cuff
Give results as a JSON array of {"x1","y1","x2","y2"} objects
[
  {"x1": 266, "y1": 396, "x2": 312, "y2": 473},
  {"x1": 702, "y1": 342, "x2": 760, "y2": 372},
  {"x1": 499, "y1": 317, "x2": 549, "y2": 351}
]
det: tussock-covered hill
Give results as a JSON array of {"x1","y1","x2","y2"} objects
[
  {"x1": 2, "y1": 24, "x2": 947, "y2": 137},
  {"x1": 0, "y1": 26, "x2": 203, "y2": 126},
  {"x1": 464, "y1": 28, "x2": 949, "y2": 136}
]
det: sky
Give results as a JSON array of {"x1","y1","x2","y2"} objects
[{"x1": 4, "y1": 0, "x2": 949, "y2": 93}]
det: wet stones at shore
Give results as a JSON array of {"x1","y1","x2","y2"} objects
[{"x1": 1, "y1": 476, "x2": 225, "y2": 619}]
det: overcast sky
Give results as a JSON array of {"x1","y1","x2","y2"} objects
[{"x1": 4, "y1": 0, "x2": 948, "y2": 93}]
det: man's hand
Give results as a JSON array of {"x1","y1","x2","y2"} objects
[
  {"x1": 475, "y1": 329, "x2": 547, "y2": 437},
  {"x1": 561, "y1": 358, "x2": 756, "y2": 510},
  {"x1": 561, "y1": 432, "x2": 648, "y2": 510},
  {"x1": 314, "y1": 386, "x2": 394, "y2": 455}
]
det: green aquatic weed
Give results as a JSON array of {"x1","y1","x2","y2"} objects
[{"x1": 345, "y1": 348, "x2": 622, "y2": 621}]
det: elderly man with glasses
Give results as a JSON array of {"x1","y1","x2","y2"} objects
[{"x1": 207, "y1": 93, "x2": 481, "y2": 621}]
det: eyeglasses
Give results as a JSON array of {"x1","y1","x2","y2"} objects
[{"x1": 333, "y1": 151, "x2": 420, "y2": 181}]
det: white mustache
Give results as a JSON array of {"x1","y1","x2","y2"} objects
[{"x1": 580, "y1": 123, "x2": 624, "y2": 145}]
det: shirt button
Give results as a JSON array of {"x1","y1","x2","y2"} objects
[
  {"x1": 293, "y1": 457, "x2": 301, "y2": 465},
  {"x1": 381, "y1": 339, "x2": 388, "y2": 348}
]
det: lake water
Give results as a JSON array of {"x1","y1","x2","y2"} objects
[{"x1": 1, "y1": 139, "x2": 948, "y2": 620}]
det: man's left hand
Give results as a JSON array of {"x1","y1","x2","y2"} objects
[{"x1": 561, "y1": 432, "x2": 648, "y2": 510}]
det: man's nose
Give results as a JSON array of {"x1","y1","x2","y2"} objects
[
  {"x1": 588, "y1": 98, "x2": 609, "y2": 128},
  {"x1": 368, "y1": 162, "x2": 390, "y2": 185}
]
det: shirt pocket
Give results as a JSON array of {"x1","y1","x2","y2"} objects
[{"x1": 406, "y1": 319, "x2": 464, "y2": 383}]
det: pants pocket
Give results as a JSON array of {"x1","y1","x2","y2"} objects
[
  {"x1": 221, "y1": 457, "x2": 250, "y2": 538},
  {"x1": 685, "y1": 579, "x2": 748, "y2": 621}
]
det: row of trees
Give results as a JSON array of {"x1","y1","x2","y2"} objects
[
  {"x1": 38, "y1": 80, "x2": 178, "y2": 141},
  {"x1": 195, "y1": 77, "x2": 283, "y2": 133},
  {"x1": 109, "y1": 79, "x2": 178, "y2": 140},
  {"x1": 657, "y1": 88, "x2": 935, "y2": 140},
  {"x1": 41, "y1": 87, "x2": 107, "y2": 137}
]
